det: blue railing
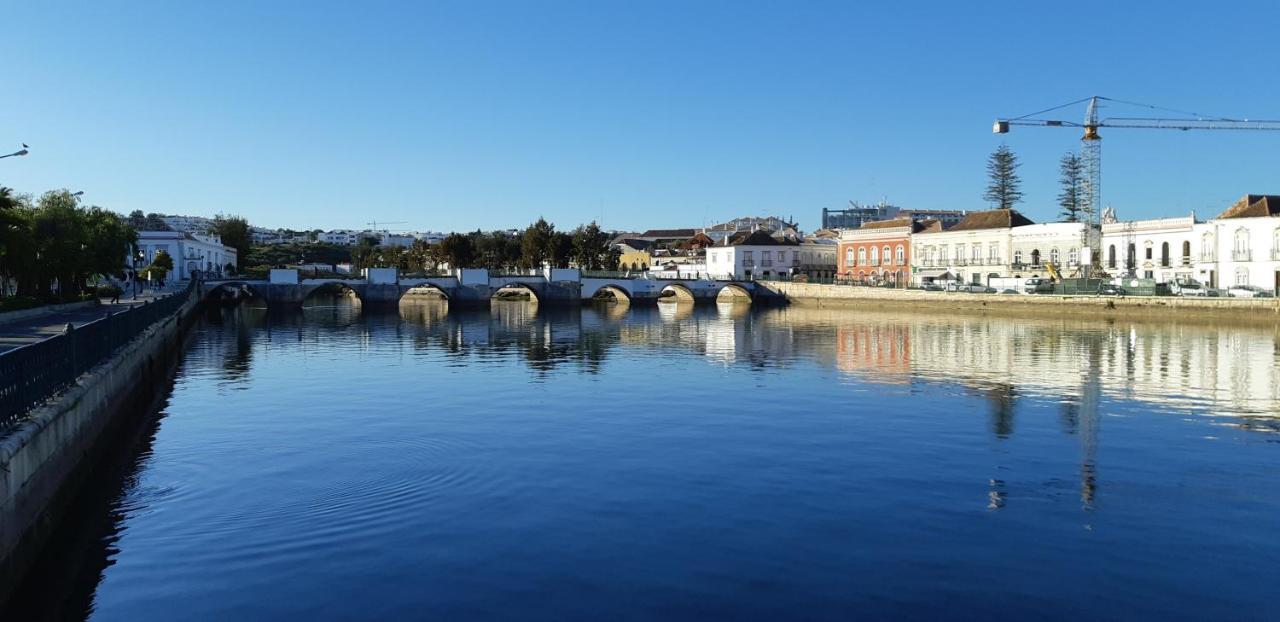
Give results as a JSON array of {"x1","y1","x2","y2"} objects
[{"x1": 0, "y1": 281, "x2": 196, "y2": 433}]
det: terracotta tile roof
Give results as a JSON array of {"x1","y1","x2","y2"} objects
[
  {"x1": 858, "y1": 218, "x2": 913, "y2": 230},
  {"x1": 1214, "y1": 194, "x2": 1280, "y2": 219},
  {"x1": 945, "y1": 209, "x2": 1034, "y2": 231}
]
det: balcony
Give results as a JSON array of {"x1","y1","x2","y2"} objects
[
  {"x1": 954, "y1": 259, "x2": 967, "y2": 266},
  {"x1": 761, "y1": 260, "x2": 773, "y2": 267},
  {"x1": 1181, "y1": 257, "x2": 1193, "y2": 266},
  {"x1": 1233, "y1": 250, "x2": 1252, "y2": 261},
  {"x1": 1200, "y1": 254, "x2": 1216, "y2": 263}
]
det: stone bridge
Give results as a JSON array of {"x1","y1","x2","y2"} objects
[{"x1": 201, "y1": 268, "x2": 763, "y2": 309}]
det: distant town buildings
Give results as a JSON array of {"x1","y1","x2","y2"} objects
[{"x1": 822, "y1": 201, "x2": 966, "y2": 231}]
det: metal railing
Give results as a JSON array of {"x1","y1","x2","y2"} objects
[
  {"x1": 0, "y1": 281, "x2": 196, "y2": 433},
  {"x1": 1233, "y1": 250, "x2": 1252, "y2": 261}
]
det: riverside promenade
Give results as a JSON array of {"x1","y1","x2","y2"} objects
[
  {"x1": 757, "y1": 281, "x2": 1280, "y2": 322},
  {"x1": 0, "y1": 292, "x2": 171, "y2": 354}
]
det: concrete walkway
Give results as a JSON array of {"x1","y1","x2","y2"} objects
[{"x1": 0, "y1": 291, "x2": 171, "y2": 354}]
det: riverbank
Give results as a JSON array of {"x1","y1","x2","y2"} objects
[
  {"x1": 0, "y1": 289, "x2": 200, "y2": 604},
  {"x1": 757, "y1": 281, "x2": 1280, "y2": 322}
]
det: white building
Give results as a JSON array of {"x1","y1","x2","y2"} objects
[
  {"x1": 912, "y1": 209, "x2": 1034, "y2": 285},
  {"x1": 1098, "y1": 196, "x2": 1280, "y2": 292},
  {"x1": 1009, "y1": 222, "x2": 1093, "y2": 279},
  {"x1": 161, "y1": 214, "x2": 214, "y2": 234},
  {"x1": 321, "y1": 230, "x2": 360, "y2": 245},
  {"x1": 1100, "y1": 214, "x2": 1199, "y2": 283},
  {"x1": 705, "y1": 230, "x2": 834, "y2": 280},
  {"x1": 136, "y1": 231, "x2": 238, "y2": 280},
  {"x1": 1200, "y1": 195, "x2": 1280, "y2": 292}
]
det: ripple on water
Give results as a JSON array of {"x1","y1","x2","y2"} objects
[{"x1": 191, "y1": 435, "x2": 504, "y2": 564}]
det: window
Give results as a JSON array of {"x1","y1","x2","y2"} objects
[
  {"x1": 1234, "y1": 228, "x2": 1250, "y2": 260},
  {"x1": 1145, "y1": 246, "x2": 1152, "y2": 260},
  {"x1": 1068, "y1": 248, "x2": 1078, "y2": 265},
  {"x1": 1013, "y1": 250, "x2": 1022, "y2": 265},
  {"x1": 1201, "y1": 233, "x2": 1214, "y2": 261},
  {"x1": 1127, "y1": 243, "x2": 1136, "y2": 267},
  {"x1": 970, "y1": 245, "x2": 980, "y2": 263},
  {"x1": 1050, "y1": 249, "x2": 1060, "y2": 265},
  {"x1": 883, "y1": 246, "x2": 892, "y2": 265},
  {"x1": 988, "y1": 244, "x2": 999, "y2": 263},
  {"x1": 858, "y1": 247, "x2": 867, "y2": 266},
  {"x1": 1108, "y1": 245, "x2": 1116, "y2": 268},
  {"x1": 1236, "y1": 267, "x2": 1249, "y2": 286},
  {"x1": 845, "y1": 248, "x2": 854, "y2": 266},
  {"x1": 1031, "y1": 249, "x2": 1041, "y2": 266},
  {"x1": 896, "y1": 245, "x2": 905, "y2": 265},
  {"x1": 761, "y1": 250, "x2": 771, "y2": 260},
  {"x1": 1160, "y1": 242, "x2": 1170, "y2": 267},
  {"x1": 1182, "y1": 240, "x2": 1191, "y2": 263},
  {"x1": 955, "y1": 244, "x2": 965, "y2": 263}
]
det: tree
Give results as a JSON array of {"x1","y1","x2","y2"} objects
[
  {"x1": 142, "y1": 212, "x2": 171, "y2": 231},
  {"x1": 212, "y1": 214, "x2": 251, "y2": 270},
  {"x1": 127, "y1": 209, "x2": 147, "y2": 230},
  {"x1": 439, "y1": 232, "x2": 474, "y2": 269},
  {"x1": 983, "y1": 144, "x2": 1023, "y2": 210},
  {"x1": 1057, "y1": 152, "x2": 1085, "y2": 223},
  {"x1": 520, "y1": 218, "x2": 556, "y2": 269},
  {"x1": 144, "y1": 250, "x2": 174, "y2": 281},
  {"x1": 570, "y1": 222, "x2": 611, "y2": 270}
]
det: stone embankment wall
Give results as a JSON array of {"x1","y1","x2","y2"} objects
[
  {"x1": 756, "y1": 282, "x2": 1280, "y2": 321},
  {"x1": 0, "y1": 294, "x2": 199, "y2": 603}
]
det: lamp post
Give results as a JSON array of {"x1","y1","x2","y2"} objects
[{"x1": 0, "y1": 144, "x2": 30, "y2": 159}]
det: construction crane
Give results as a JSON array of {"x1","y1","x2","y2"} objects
[
  {"x1": 366, "y1": 219, "x2": 408, "y2": 232},
  {"x1": 993, "y1": 96, "x2": 1280, "y2": 276}
]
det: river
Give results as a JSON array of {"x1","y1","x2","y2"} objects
[{"x1": 7, "y1": 298, "x2": 1280, "y2": 620}]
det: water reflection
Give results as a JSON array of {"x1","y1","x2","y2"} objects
[{"x1": 8, "y1": 299, "x2": 1280, "y2": 620}]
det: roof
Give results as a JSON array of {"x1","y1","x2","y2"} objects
[
  {"x1": 639, "y1": 228, "x2": 698, "y2": 238},
  {"x1": 858, "y1": 218, "x2": 913, "y2": 230},
  {"x1": 686, "y1": 232, "x2": 715, "y2": 246},
  {"x1": 1214, "y1": 194, "x2": 1280, "y2": 219},
  {"x1": 945, "y1": 209, "x2": 1034, "y2": 232},
  {"x1": 616, "y1": 238, "x2": 654, "y2": 251},
  {"x1": 724, "y1": 230, "x2": 798, "y2": 246}
]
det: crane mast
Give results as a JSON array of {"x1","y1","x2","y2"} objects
[{"x1": 1080, "y1": 97, "x2": 1102, "y2": 273}]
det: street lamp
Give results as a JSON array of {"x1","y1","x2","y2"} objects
[{"x1": 0, "y1": 144, "x2": 29, "y2": 159}]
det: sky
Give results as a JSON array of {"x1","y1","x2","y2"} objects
[{"x1": 3, "y1": 1, "x2": 1279, "y2": 233}]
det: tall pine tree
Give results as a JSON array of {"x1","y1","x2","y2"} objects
[
  {"x1": 1057, "y1": 152, "x2": 1084, "y2": 222},
  {"x1": 983, "y1": 145, "x2": 1023, "y2": 210}
]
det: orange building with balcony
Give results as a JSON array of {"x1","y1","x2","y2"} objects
[{"x1": 837, "y1": 218, "x2": 941, "y2": 284}]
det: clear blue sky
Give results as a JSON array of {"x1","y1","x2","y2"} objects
[{"x1": 3, "y1": 1, "x2": 1278, "y2": 233}]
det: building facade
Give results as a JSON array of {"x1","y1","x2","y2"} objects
[
  {"x1": 136, "y1": 231, "x2": 238, "y2": 281},
  {"x1": 911, "y1": 209, "x2": 1034, "y2": 285},
  {"x1": 706, "y1": 231, "x2": 800, "y2": 280},
  {"x1": 1009, "y1": 222, "x2": 1092, "y2": 279},
  {"x1": 838, "y1": 218, "x2": 940, "y2": 284},
  {"x1": 1100, "y1": 215, "x2": 1199, "y2": 283},
  {"x1": 1200, "y1": 195, "x2": 1280, "y2": 291}
]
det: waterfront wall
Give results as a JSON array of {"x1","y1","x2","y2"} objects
[
  {"x1": 0, "y1": 293, "x2": 199, "y2": 603},
  {"x1": 758, "y1": 282, "x2": 1280, "y2": 320}
]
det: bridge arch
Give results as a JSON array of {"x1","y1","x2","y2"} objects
[
  {"x1": 302, "y1": 282, "x2": 363, "y2": 306},
  {"x1": 659, "y1": 283, "x2": 696, "y2": 303},
  {"x1": 400, "y1": 283, "x2": 451, "y2": 301},
  {"x1": 203, "y1": 281, "x2": 262, "y2": 303},
  {"x1": 491, "y1": 282, "x2": 541, "y2": 304},
  {"x1": 589, "y1": 284, "x2": 631, "y2": 304},
  {"x1": 715, "y1": 283, "x2": 753, "y2": 302}
]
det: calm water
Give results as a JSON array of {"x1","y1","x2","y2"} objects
[{"x1": 8, "y1": 298, "x2": 1280, "y2": 621}]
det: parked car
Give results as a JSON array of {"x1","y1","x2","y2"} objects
[
  {"x1": 1097, "y1": 284, "x2": 1127, "y2": 296},
  {"x1": 1226, "y1": 285, "x2": 1275, "y2": 298},
  {"x1": 947, "y1": 283, "x2": 996, "y2": 294},
  {"x1": 921, "y1": 282, "x2": 944, "y2": 291},
  {"x1": 999, "y1": 288, "x2": 1020, "y2": 295},
  {"x1": 1169, "y1": 280, "x2": 1208, "y2": 297}
]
